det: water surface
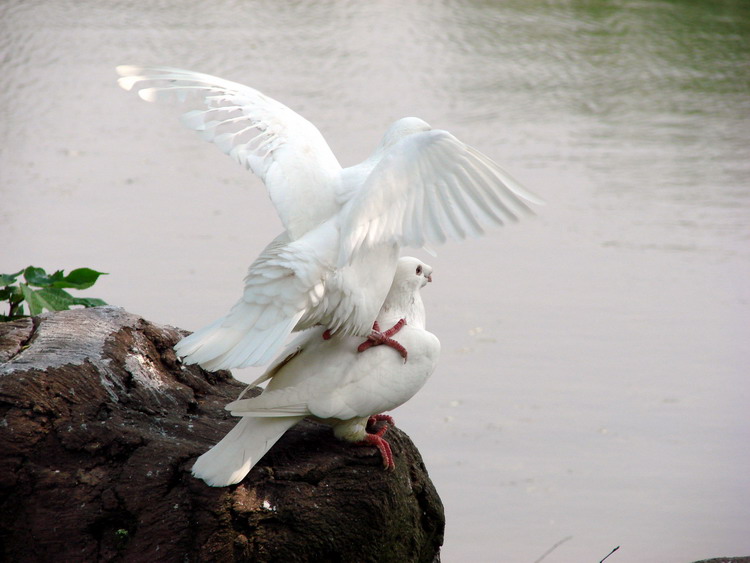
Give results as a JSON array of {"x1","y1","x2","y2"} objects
[{"x1": 2, "y1": 1, "x2": 749, "y2": 560}]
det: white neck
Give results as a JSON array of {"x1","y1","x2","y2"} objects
[{"x1": 377, "y1": 285, "x2": 426, "y2": 330}]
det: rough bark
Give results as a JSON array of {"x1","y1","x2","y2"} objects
[{"x1": 0, "y1": 307, "x2": 444, "y2": 562}]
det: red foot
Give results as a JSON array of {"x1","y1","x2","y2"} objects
[
  {"x1": 322, "y1": 329, "x2": 333, "y2": 340},
  {"x1": 367, "y1": 414, "x2": 395, "y2": 428},
  {"x1": 357, "y1": 433, "x2": 394, "y2": 470},
  {"x1": 357, "y1": 319, "x2": 408, "y2": 361},
  {"x1": 356, "y1": 414, "x2": 396, "y2": 469}
]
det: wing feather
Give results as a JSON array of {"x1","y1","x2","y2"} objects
[
  {"x1": 442, "y1": 170, "x2": 486, "y2": 237},
  {"x1": 338, "y1": 129, "x2": 543, "y2": 263},
  {"x1": 174, "y1": 232, "x2": 332, "y2": 369},
  {"x1": 450, "y1": 164, "x2": 509, "y2": 226},
  {"x1": 116, "y1": 65, "x2": 342, "y2": 238}
]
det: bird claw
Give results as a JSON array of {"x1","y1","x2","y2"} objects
[
  {"x1": 357, "y1": 319, "x2": 408, "y2": 361},
  {"x1": 357, "y1": 418, "x2": 396, "y2": 470},
  {"x1": 367, "y1": 413, "x2": 395, "y2": 430}
]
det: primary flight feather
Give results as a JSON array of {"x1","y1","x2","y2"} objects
[{"x1": 116, "y1": 66, "x2": 543, "y2": 369}]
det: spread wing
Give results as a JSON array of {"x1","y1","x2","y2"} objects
[
  {"x1": 117, "y1": 65, "x2": 342, "y2": 238},
  {"x1": 174, "y1": 232, "x2": 332, "y2": 369},
  {"x1": 337, "y1": 129, "x2": 544, "y2": 265}
]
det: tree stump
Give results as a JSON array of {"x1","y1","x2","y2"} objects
[{"x1": 0, "y1": 307, "x2": 444, "y2": 562}]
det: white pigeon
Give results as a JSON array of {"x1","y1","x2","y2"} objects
[
  {"x1": 191, "y1": 256, "x2": 440, "y2": 487},
  {"x1": 117, "y1": 66, "x2": 543, "y2": 369}
]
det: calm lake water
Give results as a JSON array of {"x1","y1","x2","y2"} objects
[{"x1": 2, "y1": 1, "x2": 749, "y2": 561}]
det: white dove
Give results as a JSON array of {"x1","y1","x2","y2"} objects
[
  {"x1": 191, "y1": 256, "x2": 439, "y2": 487},
  {"x1": 117, "y1": 66, "x2": 543, "y2": 369}
]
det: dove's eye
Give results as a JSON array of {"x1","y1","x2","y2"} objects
[{"x1": 416, "y1": 265, "x2": 423, "y2": 275}]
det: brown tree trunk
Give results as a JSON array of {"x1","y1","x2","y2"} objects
[{"x1": 0, "y1": 307, "x2": 444, "y2": 562}]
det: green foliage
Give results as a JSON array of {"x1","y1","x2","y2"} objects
[{"x1": 1, "y1": 266, "x2": 108, "y2": 321}]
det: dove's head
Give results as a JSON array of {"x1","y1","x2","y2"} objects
[
  {"x1": 394, "y1": 256, "x2": 433, "y2": 291},
  {"x1": 380, "y1": 256, "x2": 432, "y2": 328},
  {"x1": 379, "y1": 117, "x2": 432, "y2": 150}
]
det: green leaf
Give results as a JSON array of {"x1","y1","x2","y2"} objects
[
  {"x1": 0, "y1": 310, "x2": 27, "y2": 321},
  {"x1": 26, "y1": 288, "x2": 107, "y2": 312},
  {"x1": 0, "y1": 270, "x2": 23, "y2": 285},
  {"x1": 48, "y1": 270, "x2": 67, "y2": 284},
  {"x1": 8, "y1": 286, "x2": 24, "y2": 304},
  {"x1": 34, "y1": 288, "x2": 79, "y2": 311},
  {"x1": 70, "y1": 297, "x2": 107, "y2": 307},
  {"x1": 20, "y1": 285, "x2": 51, "y2": 315},
  {"x1": 3, "y1": 287, "x2": 26, "y2": 319},
  {"x1": 23, "y1": 266, "x2": 52, "y2": 288},
  {"x1": 51, "y1": 268, "x2": 108, "y2": 290},
  {"x1": 2, "y1": 266, "x2": 108, "y2": 322}
]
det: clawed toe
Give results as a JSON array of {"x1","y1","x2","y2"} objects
[
  {"x1": 367, "y1": 414, "x2": 395, "y2": 429},
  {"x1": 357, "y1": 319, "x2": 408, "y2": 361},
  {"x1": 356, "y1": 433, "x2": 395, "y2": 470}
]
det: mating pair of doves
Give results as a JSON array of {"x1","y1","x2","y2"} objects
[{"x1": 117, "y1": 66, "x2": 543, "y2": 487}]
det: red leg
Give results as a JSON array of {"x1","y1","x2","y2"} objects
[
  {"x1": 382, "y1": 318, "x2": 406, "y2": 337},
  {"x1": 357, "y1": 433, "x2": 394, "y2": 470},
  {"x1": 357, "y1": 319, "x2": 408, "y2": 361},
  {"x1": 356, "y1": 415, "x2": 396, "y2": 469}
]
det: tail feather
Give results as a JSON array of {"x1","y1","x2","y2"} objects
[
  {"x1": 174, "y1": 307, "x2": 303, "y2": 370},
  {"x1": 173, "y1": 229, "x2": 332, "y2": 370},
  {"x1": 192, "y1": 415, "x2": 301, "y2": 486},
  {"x1": 217, "y1": 310, "x2": 304, "y2": 369}
]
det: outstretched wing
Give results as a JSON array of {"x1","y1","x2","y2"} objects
[
  {"x1": 174, "y1": 232, "x2": 332, "y2": 369},
  {"x1": 337, "y1": 129, "x2": 544, "y2": 265},
  {"x1": 116, "y1": 65, "x2": 342, "y2": 238}
]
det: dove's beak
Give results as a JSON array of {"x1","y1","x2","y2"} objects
[{"x1": 427, "y1": 275, "x2": 432, "y2": 283}]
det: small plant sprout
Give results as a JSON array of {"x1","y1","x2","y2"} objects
[{"x1": 1, "y1": 266, "x2": 108, "y2": 321}]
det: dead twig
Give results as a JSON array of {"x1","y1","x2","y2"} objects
[{"x1": 533, "y1": 535, "x2": 573, "y2": 563}]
